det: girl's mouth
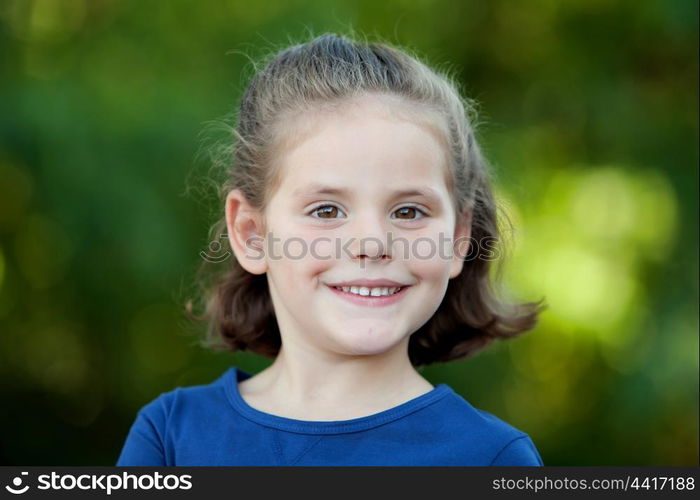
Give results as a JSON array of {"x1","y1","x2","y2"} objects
[{"x1": 326, "y1": 284, "x2": 410, "y2": 307}]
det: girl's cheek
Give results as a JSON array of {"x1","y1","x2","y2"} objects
[
  {"x1": 405, "y1": 227, "x2": 456, "y2": 277},
  {"x1": 306, "y1": 236, "x2": 335, "y2": 262},
  {"x1": 291, "y1": 226, "x2": 336, "y2": 263},
  {"x1": 408, "y1": 225, "x2": 452, "y2": 256},
  {"x1": 301, "y1": 239, "x2": 335, "y2": 280},
  {"x1": 264, "y1": 220, "x2": 316, "y2": 260},
  {"x1": 411, "y1": 237, "x2": 437, "y2": 261},
  {"x1": 411, "y1": 244, "x2": 447, "y2": 269}
]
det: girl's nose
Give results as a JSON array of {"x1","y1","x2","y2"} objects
[
  {"x1": 347, "y1": 212, "x2": 391, "y2": 261},
  {"x1": 354, "y1": 238, "x2": 387, "y2": 261}
]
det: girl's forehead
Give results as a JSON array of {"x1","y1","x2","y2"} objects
[
  {"x1": 263, "y1": 93, "x2": 454, "y2": 204},
  {"x1": 283, "y1": 120, "x2": 448, "y2": 186},
  {"x1": 273, "y1": 92, "x2": 449, "y2": 163}
]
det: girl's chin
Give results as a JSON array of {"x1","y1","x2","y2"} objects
[{"x1": 329, "y1": 329, "x2": 406, "y2": 356}]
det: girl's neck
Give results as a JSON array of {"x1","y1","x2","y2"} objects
[{"x1": 237, "y1": 343, "x2": 434, "y2": 421}]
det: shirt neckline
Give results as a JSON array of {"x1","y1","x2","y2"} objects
[{"x1": 222, "y1": 366, "x2": 453, "y2": 435}]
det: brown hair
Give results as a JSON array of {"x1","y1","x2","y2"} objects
[{"x1": 185, "y1": 31, "x2": 547, "y2": 367}]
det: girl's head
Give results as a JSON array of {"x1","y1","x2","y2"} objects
[{"x1": 189, "y1": 32, "x2": 546, "y2": 367}]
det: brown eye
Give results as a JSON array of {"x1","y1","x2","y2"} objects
[
  {"x1": 394, "y1": 206, "x2": 423, "y2": 220},
  {"x1": 313, "y1": 205, "x2": 343, "y2": 219}
]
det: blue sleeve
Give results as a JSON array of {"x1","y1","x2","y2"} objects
[
  {"x1": 116, "y1": 395, "x2": 169, "y2": 466},
  {"x1": 489, "y1": 435, "x2": 544, "y2": 466}
]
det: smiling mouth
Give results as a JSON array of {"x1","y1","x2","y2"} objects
[
  {"x1": 328, "y1": 285, "x2": 408, "y2": 299},
  {"x1": 329, "y1": 285, "x2": 407, "y2": 297}
]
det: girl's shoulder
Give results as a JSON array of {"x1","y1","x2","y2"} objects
[
  {"x1": 436, "y1": 385, "x2": 527, "y2": 434},
  {"x1": 429, "y1": 385, "x2": 543, "y2": 465},
  {"x1": 133, "y1": 367, "x2": 236, "y2": 421}
]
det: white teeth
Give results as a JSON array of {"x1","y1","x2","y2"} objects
[{"x1": 334, "y1": 286, "x2": 402, "y2": 296}]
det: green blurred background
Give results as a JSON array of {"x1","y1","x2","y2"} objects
[{"x1": 0, "y1": 0, "x2": 697, "y2": 465}]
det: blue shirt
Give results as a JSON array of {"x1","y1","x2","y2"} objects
[{"x1": 116, "y1": 366, "x2": 544, "y2": 466}]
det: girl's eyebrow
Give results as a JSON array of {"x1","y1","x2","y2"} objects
[{"x1": 293, "y1": 183, "x2": 442, "y2": 205}]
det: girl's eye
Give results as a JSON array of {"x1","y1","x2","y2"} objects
[
  {"x1": 310, "y1": 205, "x2": 346, "y2": 219},
  {"x1": 392, "y1": 206, "x2": 426, "y2": 220},
  {"x1": 308, "y1": 205, "x2": 426, "y2": 220}
]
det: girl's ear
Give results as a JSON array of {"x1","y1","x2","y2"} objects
[
  {"x1": 449, "y1": 208, "x2": 473, "y2": 279},
  {"x1": 225, "y1": 189, "x2": 268, "y2": 275}
]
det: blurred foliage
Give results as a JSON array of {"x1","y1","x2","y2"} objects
[{"x1": 0, "y1": 0, "x2": 697, "y2": 465}]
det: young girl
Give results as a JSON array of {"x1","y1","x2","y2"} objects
[{"x1": 117, "y1": 32, "x2": 546, "y2": 466}]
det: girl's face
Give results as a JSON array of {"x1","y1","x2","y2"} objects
[{"x1": 244, "y1": 96, "x2": 470, "y2": 361}]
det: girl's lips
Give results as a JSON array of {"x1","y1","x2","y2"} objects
[{"x1": 326, "y1": 284, "x2": 410, "y2": 307}]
